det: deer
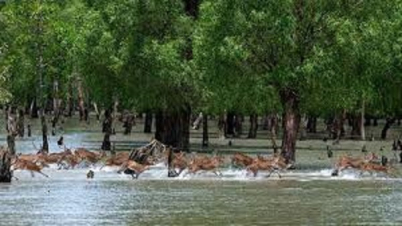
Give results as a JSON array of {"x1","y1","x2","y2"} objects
[
  {"x1": 231, "y1": 152, "x2": 254, "y2": 168},
  {"x1": 11, "y1": 158, "x2": 49, "y2": 178},
  {"x1": 74, "y1": 148, "x2": 106, "y2": 165},
  {"x1": 117, "y1": 160, "x2": 150, "y2": 179},
  {"x1": 169, "y1": 151, "x2": 188, "y2": 176},
  {"x1": 332, "y1": 152, "x2": 378, "y2": 176},
  {"x1": 100, "y1": 152, "x2": 130, "y2": 169},
  {"x1": 186, "y1": 155, "x2": 225, "y2": 177},
  {"x1": 246, "y1": 155, "x2": 290, "y2": 178}
]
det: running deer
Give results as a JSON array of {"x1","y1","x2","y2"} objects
[{"x1": 11, "y1": 158, "x2": 49, "y2": 178}]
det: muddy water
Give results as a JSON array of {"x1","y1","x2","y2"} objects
[{"x1": 1, "y1": 117, "x2": 402, "y2": 225}]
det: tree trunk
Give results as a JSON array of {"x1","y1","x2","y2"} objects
[
  {"x1": 27, "y1": 123, "x2": 31, "y2": 137},
  {"x1": 381, "y1": 117, "x2": 396, "y2": 140},
  {"x1": 41, "y1": 111, "x2": 49, "y2": 153},
  {"x1": 333, "y1": 110, "x2": 346, "y2": 143},
  {"x1": 0, "y1": 150, "x2": 12, "y2": 183},
  {"x1": 306, "y1": 116, "x2": 317, "y2": 133},
  {"x1": 202, "y1": 114, "x2": 208, "y2": 147},
  {"x1": 350, "y1": 115, "x2": 363, "y2": 139},
  {"x1": 101, "y1": 109, "x2": 112, "y2": 151},
  {"x1": 76, "y1": 76, "x2": 86, "y2": 121},
  {"x1": 226, "y1": 112, "x2": 235, "y2": 137},
  {"x1": 29, "y1": 100, "x2": 39, "y2": 118},
  {"x1": 364, "y1": 116, "x2": 371, "y2": 126},
  {"x1": 16, "y1": 109, "x2": 24, "y2": 138},
  {"x1": 155, "y1": 106, "x2": 191, "y2": 151},
  {"x1": 144, "y1": 112, "x2": 153, "y2": 133},
  {"x1": 51, "y1": 79, "x2": 60, "y2": 136},
  {"x1": 361, "y1": 100, "x2": 365, "y2": 140},
  {"x1": 234, "y1": 114, "x2": 243, "y2": 137},
  {"x1": 93, "y1": 102, "x2": 100, "y2": 122},
  {"x1": 280, "y1": 89, "x2": 300, "y2": 163},
  {"x1": 4, "y1": 106, "x2": 8, "y2": 132},
  {"x1": 65, "y1": 80, "x2": 74, "y2": 117},
  {"x1": 218, "y1": 114, "x2": 227, "y2": 139},
  {"x1": 7, "y1": 110, "x2": 17, "y2": 155},
  {"x1": 112, "y1": 100, "x2": 118, "y2": 134},
  {"x1": 123, "y1": 113, "x2": 135, "y2": 135},
  {"x1": 373, "y1": 117, "x2": 378, "y2": 126},
  {"x1": 248, "y1": 114, "x2": 258, "y2": 138}
]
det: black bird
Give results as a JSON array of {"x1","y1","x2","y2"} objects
[
  {"x1": 87, "y1": 170, "x2": 94, "y2": 179},
  {"x1": 228, "y1": 140, "x2": 232, "y2": 146},
  {"x1": 57, "y1": 136, "x2": 64, "y2": 147},
  {"x1": 361, "y1": 145, "x2": 367, "y2": 153}
]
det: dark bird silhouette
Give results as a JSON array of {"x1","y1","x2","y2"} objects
[{"x1": 57, "y1": 136, "x2": 64, "y2": 147}]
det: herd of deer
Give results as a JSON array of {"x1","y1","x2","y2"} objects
[
  {"x1": 6, "y1": 143, "x2": 394, "y2": 180},
  {"x1": 331, "y1": 152, "x2": 393, "y2": 176}
]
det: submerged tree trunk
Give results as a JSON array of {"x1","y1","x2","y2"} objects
[
  {"x1": 0, "y1": 150, "x2": 12, "y2": 183},
  {"x1": 381, "y1": 117, "x2": 396, "y2": 140},
  {"x1": 29, "y1": 100, "x2": 39, "y2": 118},
  {"x1": 280, "y1": 89, "x2": 300, "y2": 163},
  {"x1": 155, "y1": 106, "x2": 191, "y2": 151},
  {"x1": 350, "y1": 115, "x2": 363, "y2": 139},
  {"x1": 123, "y1": 113, "x2": 135, "y2": 135},
  {"x1": 218, "y1": 114, "x2": 227, "y2": 139},
  {"x1": 41, "y1": 111, "x2": 49, "y2": 153},
  {"x1": 202, "y1": 114, "x2": 208, "y2": 147},
  {"x1": 333, "y1": 110, "x2": 346, "y2": 143},
  {"x1": 226, "y1": 112, "x2": 235, "y2": 137},
  {"x1": 112, "y1": 100, "x2": 118, "y2": 134},
  {"x1": 248, "y1": 114, "x2": 258, "y2": 138},
  {"x1": 101, "y1": 109, "x2": 112, "y2": 151},
  {"x1": 234, "y1": 114, "x2": 243, "y2": 137},
  {"x1": 306, "y1": 116, "x2": 317, "y2": 133},
  {"x1": 144, "y1": 112, "x2": 153, "y2": 133}
]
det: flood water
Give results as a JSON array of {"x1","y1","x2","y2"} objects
[{"x1": 1, "y1": 118, "x2": 402, "y2": 225}]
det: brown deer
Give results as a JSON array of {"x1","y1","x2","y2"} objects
[
  {"x1": 231, "y1": 152, "x2": 254, "y2": 168},
  {"x1": 170, "y1": 152, "x2": 188, "y2": 176},
  {"x1": 74, "y1": 148, "x2": 106, "y2": 164},
  {"x1": 187, "y1": 155, "x2": 224, "y2": 177},
  {"x1": 247, "y1": 155, "x2": 289, "y2": 178},
  {"x1": 332, "y1": 152, "x2": 378, "y2": 176},
  {"x1": 11, "y1": 158, "x2": 49, "y2": 178},
  {"x1": 101, "y1": 152, "x2": 130, "y2": 169}
]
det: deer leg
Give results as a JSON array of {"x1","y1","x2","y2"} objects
[
  {"x1": 30, "y1": 171, "x2": 35, "y2": 178},
  {"x1": 39, "y1": 171, "x2": 49, "y2": 178},
  {"x1": 275, "y1": 170, "x2": 282, "y2": 178}
]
